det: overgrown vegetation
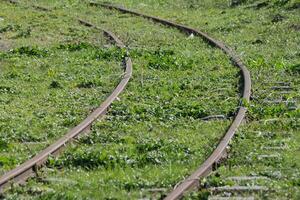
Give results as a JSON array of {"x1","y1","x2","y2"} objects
[
  {"x1": 1, "y1": 0, "x2": 298, "y2": 199},
  {"x1": 0, "y1": 43, "x2": 123, "y2": 171},
  {"x1": 0, "y1": 1, "x2": 124, "y2": 175}
]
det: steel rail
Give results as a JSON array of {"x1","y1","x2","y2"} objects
[
  {"x1": 90, "y1": 2, "x2": 251, "y2": 199},
  {"x1": 0, "y1": 19, "x2": 132, "y2": 192}
]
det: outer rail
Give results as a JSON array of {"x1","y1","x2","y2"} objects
[
  {"x1": 90, "y1": 3, "x2": 251, "y2": 200},
  {"x1": 0, "y1": 20, "x2": 132, "y2": 192}
]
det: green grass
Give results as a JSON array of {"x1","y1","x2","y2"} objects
[
  {"x1": 0, "y1": 2, "x2": 124, "y2": 173},
  {"x1": 1, "y1": 0, "x2": 299, "y2": 199},
  {"x1": 2, "y1": 0, "x2": 240, "y2": 199}
]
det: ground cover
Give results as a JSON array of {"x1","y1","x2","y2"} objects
[
  {"x1": 3, "y1": 0, "x2": 299, "y2": 199},
  {"x1": 2, "y1": 0, "x2": 242, "y2": 199},
  {"x1": 104, "y1": 0, "x2": 298, "y2": 199},
  {"x1": 0, "y1": 1, "x2": 123, "y2": 174},
  {"x1": 106, "y1": 1, "x2": 299, "y2": 199}
]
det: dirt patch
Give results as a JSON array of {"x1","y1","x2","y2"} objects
[{"x1": 0, "y1": 40, "x2": 11, "y2": 51}]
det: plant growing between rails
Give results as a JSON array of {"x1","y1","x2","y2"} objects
[{"x1": 1, "y1": 0, "x2": 299, "y2": 199}]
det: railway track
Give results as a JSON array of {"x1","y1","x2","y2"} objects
[
  {"x1": 1, "y1": 1, "x2": 251, "y2": 199},
  {"x1": 90, "y1": 3, "x2": 251, "y2": 199},
  {"x1": 0, "y1": 3, "x2": 133, "y2": 191}
]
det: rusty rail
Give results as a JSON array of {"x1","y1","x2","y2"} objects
[
  {"x1": 90, "y1": 2, "x2": 251, "y2": 199},
  {"x1": 0, "y1": 19, "x2": 132, "y2": 192}
]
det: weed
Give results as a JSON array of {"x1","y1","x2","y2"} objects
[
  {"x1": 93, "y1": 47, "x2": 126, "y2": 61},
  {"x1": 144, "y1": 48, "x2": 195, "y2": 70},
  {"x1": 49, "y1": 80, "x2": 61, "y2": 89},
  {"x1": 11, "y1": 46, "x2": 48, "y2": 57},
  {"x1": 2, "y1": 0, "x2": 298, "y2": 199},
  {"x1": 53, "y1": 137, "x2": 194, "y2": 169},
  {"x1": 0, "y1": 24, "x2": 20, "y2": 33},
  {"x1": 13, "y1": 27, "x2": 31, "y2": 38},
  {"x1": 57, "y1": 42, "x2": 94, "y2": 51},
  {"x1": 289, "y1": 63, "x2": 300, "y2": 73},
  {"x1": 0, "y1": 30, "x2": 122, "y2": 175}
]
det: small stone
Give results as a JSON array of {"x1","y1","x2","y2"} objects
[
  {"x1": 188, "y1": 33, "x2": 194, "y2": 39},
  {"x1": 271, "y1": 171, "x2": 282, "y2": 179}
]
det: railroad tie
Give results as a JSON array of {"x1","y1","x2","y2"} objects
[
  {"x1": 226, "y1": 176, "x2": 270, "y2": 181},
  {"x1": 209, "y1": 186, "x2": 268, "y2": 193},
  {"x1": 208, "y1": 196, "x2": 255, "y2": 200}
]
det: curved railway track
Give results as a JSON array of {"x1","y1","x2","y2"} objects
[
  {"x1": 90, "y1": 3, "x2": 251, "y2": 200},
  {"x1": 0, "y1": 1, "x2": 251, "y2": 199},
  {"x1": 0, "y1": 16, "x2": 133, "y2": 192}
]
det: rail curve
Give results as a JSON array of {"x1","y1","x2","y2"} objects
[
  {"x1": 90, "y1": 2, "x2": 251, "y2": 199},
  {"x1": 0, "y1": 19, "x2": 133, "y2": 192}
]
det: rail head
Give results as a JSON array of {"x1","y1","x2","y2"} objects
[
  {"x1": 0, "y1": 20, "x2": 132, "y2": 192},
  {"x1": 92, "y1": 3, "x2": 251, "y2": 200}
]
